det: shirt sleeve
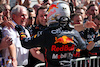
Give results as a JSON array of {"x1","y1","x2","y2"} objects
[
  {"x1": 20, "y1": 31, "x2": 46, "y2": 49},
  {"x1": 73, "y1": 30, "x2": 86, "y2": 50},
  {"x1": 2, "y1": 27, "x2": 16, "y2": 44}
]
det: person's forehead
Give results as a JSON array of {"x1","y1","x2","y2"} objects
[
  {"x1": 40, "y1": 9, "x2": 47, "y2": 12},
  {"x1": 76, "y1": 9, "x2": 84, "y2": 13},
  {"x1": 39, "y1": 9, "x2": 47, "y2": 14},
  {"x1": 20, "y1": 8, "x2": 27, "y2": 13},
  {"x1": 30, "y1": 12, "x2": 35, "y2": 16},
  {"x1": 30, "y1": 12, "x2": 35, "y2": 15},
  {"x1": 90, "y1": 6, "x2": 98, "y2": 10}
]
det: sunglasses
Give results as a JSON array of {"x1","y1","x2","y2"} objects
[{"x1": 29, "y1": 17, "x2": 36, "y2": 19}]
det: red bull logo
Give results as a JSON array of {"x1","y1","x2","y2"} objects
[
  {"x1": 48, "y1": 3, "x2": 59, "y2": 12},
  {"x1": 51, "y1": 45, "x2": 75, "y2": 52},
  {"x1": 54, "y1": 36, "x2": 74, "y2": 44}
]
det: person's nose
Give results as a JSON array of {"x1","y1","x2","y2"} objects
[
  {"x1": 43, "y1": 16, "x2": 47, "y2": 20},
  {"x1": 23, "y1": 15, "x2": 28, "y2": 19},
  {"x1": 7, "y1": 9, "x2": 10, "y2": 13}
]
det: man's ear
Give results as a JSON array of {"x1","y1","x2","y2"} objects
[{"x1": 12, "y1": 14, "x2": 16, "y2": 19}]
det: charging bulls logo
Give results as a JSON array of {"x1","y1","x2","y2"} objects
[
  {"x1": 51, "y1": 36, "x2": 75, "y2": 59},
  {"x1": 54, "y1": 35, "x2": 74, "y2": 44}
]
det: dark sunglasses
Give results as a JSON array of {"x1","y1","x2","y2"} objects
[{"x1": 29, "y1": 17, "x2": 36, "y2": 19}]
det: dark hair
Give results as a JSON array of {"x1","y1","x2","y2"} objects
[
  {"x1": 27, "y1": 8, "x2": 33, "y2": 12},
  {"x1": 87, "y1": 4, "x2": 97, "y2": 11},
  {"x1": 43, "y1": 0, "x2": 48, "y2": 3},
  {"x1": 34, "y1": 5, "x2": 47, "y2": 25},
  {"x1": 36, "y1": 5, "x2": 47, "y2": 17}
]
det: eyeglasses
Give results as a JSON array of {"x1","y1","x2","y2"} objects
[{"x1": 29, "y1": 17, "x2": 36, "y2": 19}]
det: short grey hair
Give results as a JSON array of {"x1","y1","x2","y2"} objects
[{"x1": 11, "y1": 5, "x2": 27, "y2": 17}]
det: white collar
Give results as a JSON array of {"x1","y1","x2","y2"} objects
[
  {"x1": 12, "y1": 20, "x2": 17, "y2": 25},
  {"x1": 12, "y1": 20, "x2": 26, "y2": 29}
]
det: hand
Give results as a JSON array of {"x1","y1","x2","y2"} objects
[
  {"x1": 84, "y1": 0, "x2": 90, "y2": 6},
  {"x1": 1, "y1": 16, "x2": 15, "y2": 29},
  {"x1": 34, "y1": 47, "x2": 41, "y2": 54},
  {"x1": 84, "y1": 15, "x2": 97, "y2": 29},
  {"x1": 31, "y1": 47, "x2": 41, "y2": 54},
  {"x1": 0, "y1": 36, "x2": 12, "y2": 50},
  {"x1": 95, "y1": 0, "x2": 99, "y2": 6}
]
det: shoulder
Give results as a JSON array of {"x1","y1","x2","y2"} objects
[
  {"x1": 2, "y1": 27, "x2": 15, "y2": 32},
  {"x1": 2, "y1": 27, "x2": 16, "y2": 36}
]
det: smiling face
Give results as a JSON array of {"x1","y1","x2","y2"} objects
[
  {"x1": 76, "y1": 9, "x2": 86, "y2": 19},
  {"x1": 87, "y1": 5, "x2": 99, "y2": 17},
  {"x1": 37, "y1": 9, "x2": 47, "y2": 26},
  {"x1": 28, "y1": 10, "x2": 36, "y2": 25},
  {"x1": 14, "y1": 7, "x2": 28, "y2": 26},
  {"x1": 3, "y1": 4, "x2": 11, "y2": 18},
  {"x1": 73, "y1": 15, "x2": 83, "y2": 25}
]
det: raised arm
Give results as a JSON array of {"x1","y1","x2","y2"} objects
[{"x1": 74, "y1": 15, "x2": 97, "y2": 32}]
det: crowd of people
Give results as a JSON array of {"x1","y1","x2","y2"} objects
[{"x1": 0, "y1": 0, "x2": 100, "y2": 67}]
